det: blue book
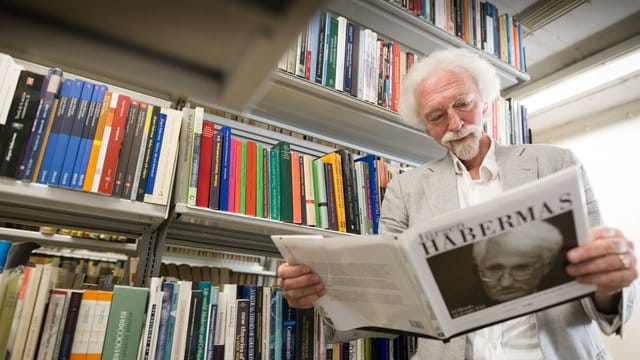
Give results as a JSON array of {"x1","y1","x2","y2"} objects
[
  {"x1": 343, "y1": 20, "x2": 355, "y2": 93},
  {"x1": 154, "y1": 281, "x2": 174, "y2": 360},
  {"x1": 355, "y1": 154, "x2": 380, "y2": 234},
  {"x1": 270, "y1": 288, "x2": 283, "y2": 360},
  {"x1": 47, "y1": 78, "x2": 84, "y2": 186},
  {"x1": 16, "y1": 68, "x2": 63, "y2": 181},
  {"x1": 196, "y1": 282, "x2": 212, "y2": 360},
  {"x1": 218, "y1": 126, "x2": 232, "y2": 211},
  {"x1": 144, "y1": 111, "x2": 167, "y2": 198},
  {"x1": 282, "y1": 298, "x2": 296, "y2": 360},
  {"x1": 72, "y1": 84, "x2": 106, "y2": 189},
  {"x1": 163, "y1": 282, "x2": 180, "y2": 360},
  {"x1": 307, "y1": 12, "x2": 321, "y2": 83},
  {"x1": 239, "y1": 285, "x2": 257, "y2": 360},
  {"x1": 59, "y1": 81, "x2": 94, "y2": 187},
  {"x1": 37, "y1": 78, "x2": 74, "y2": 184},
  {"x1": 204, "y1": 287, "x2": 219, "y2": 360}
]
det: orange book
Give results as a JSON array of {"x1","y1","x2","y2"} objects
[
  {"x1": 245, "y1": 141, "x2": 257, "y2": 217},
  {"x1": 97, "y1": 94, "x2": 131, "y2": 194},
  {"x1": 318, "y1": 152, "x2": 346, "y2": 232},
  {"x1": 512, "y1": 23, "x2": 519, "y2": 68},
  {"x1": 290, "y1": 152, "x2": 302, "y2": 224},
  {"x1": 82, "y1": 91, "x2": 112, "y2": 191}
]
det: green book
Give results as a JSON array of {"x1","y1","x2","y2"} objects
[
  {"x1": 325, "y1": 15, "x2": 339, "y2": 88},
  {"x1": 240, "y1": 141, "x2": 247, "y2": 214},
  {"x1": 256, "y1": 144, "x2": 263, "y2": 218},
  {"x1": 102, "y1": 285, "x2": 149, "y2": 360},
  {"x1": 269, "y1": 148, "x2": 280, "y2": 220},
  {"x1": 272, "y1": 141, "x2": 293, "y2": 222}
]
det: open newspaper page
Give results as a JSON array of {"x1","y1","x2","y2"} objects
[
  {"x1": 272, "y1": 233, "x2": 440, "y2": 337},
  {"x1": 272, "y1": 165, "x2": 595, "y2": 341},
  {"x1": 399, "y1": 165, "x2": 595, "y2": 339}
]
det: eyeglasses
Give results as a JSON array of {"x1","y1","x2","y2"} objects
[
  {"x1": 478, "y1": 263, "x2": 541, "y2": 282},
  {"x1": 423, "y1": 94, "x2": 476, "y2": 126}
]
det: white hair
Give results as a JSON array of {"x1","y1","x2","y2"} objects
[
  {"x1": 399, "y1": 48, "x2": 500, "y2": 130},
  {"x1": 472, "y1": 221, "x2": 564, "y2": 265}
]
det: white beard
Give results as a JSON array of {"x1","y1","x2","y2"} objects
[{"x1": 441, "y1": 124, "x2": 483, "y2": 160}]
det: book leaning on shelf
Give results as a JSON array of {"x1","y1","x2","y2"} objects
[{"x1": 272, "y1": 166, "x2": 594, "y2": 341}]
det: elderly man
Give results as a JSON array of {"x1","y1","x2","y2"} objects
[{"x1": 278, "y1": 48, "x2": 638, "y2": 358}]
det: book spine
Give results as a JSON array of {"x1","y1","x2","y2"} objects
[
  {"x1": 245, "y1": 141, "x2": 257, "y2": 217},
  {"x1": 324, "y1": 162, "x2": 337, "y2": 231},
  {"x1": 188, "y1": 108, "x2": 204, "y2": 205},
  {"x1": 218, "y1": 126, "x2": 232, "y2": 211},
  {"x1": 16, "y1": 68, "x2": 63, "y2": 181},
  {"x1": 85, "y1": 291, "x2": 113, "y2": 360},
  {"x1": 102, "y1": 286, "x2": 150, "y2": 360},
  {"x1": 209, "y1": 131, "x2": 223, "y2": 210},
  {"x1": 121, "y1": 101, "x2": 148, "y2": 198},
  {"x1": 72, "y1": 84, "x2": 106, "y2": 189},
  {"x1": 59, "y1": 81, "x2": 94, "y2": 187},
  {"x1": 227, "y1": 139, "x2": 238, "y2": 212},
  {"x1": 0, "y1": 70, "x2": 45, "y2": 178},
  {"x1": 290, "y1": 152, "x2": 302, "y2": 224},
  {"x1": 343, "y1": 21, "x2": 355, "y2": 94},
  {"x1": 282, "y1": 301, "x2": 296, "y2": 360},
  {"x1": 237, "y1": 141, "x2": 245, "y2": 213},
  {"x1": 262, "y1": 148, "x2": 270, "y2": 218},
  {"x1": 303, "y1": 155, "x2": 316, "y2": 226},
  {"x1": 254, "y1": 143, "x2": 263, "y2": 217},
  {"x1": 312, "y1": 159, "x2": 328, "y2": 229},
  {"x1": 97, "y1": 94, "x2": 131, "y2": 194},
  {"x1": 135, "y1": 105, "x2": 160, "y2": 201},
  {"x1": 196, "y1": 120, "x2": 215, "y2": 207},
  {"x1": 276, "y1": 142, "x2": 293, "y2": 222},
  {"x1": 143, "y1": 111, "x2": 166, "y2": 201},
  {"x1": 69, "y1": 290, "x2": 99, "y2": 360},
  {"x1": 269, "y1": 148, "x2": 280, "y2": 220},
  {"x1": 149, "y1": 108, "x2": 182, "y2": 205},
  {"x1": 89, "y1": 92, "x2": 117, "y2": 192},
  {"x1": 111, "y1": 99, "x2": 139, "y2": 195},
  {"x1": 196, "y1": 283, "x2": 211, "y2": 360},
  {"x1": 58, "y1": 290, "x2": 84, "y2": 360},
  {"x1": 235, "y1": 299, "x2": 249, "y2": 360}
]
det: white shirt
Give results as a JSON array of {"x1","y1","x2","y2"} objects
[{"x1": 449, "y1": 141, "x2": 544, "y2": 360}]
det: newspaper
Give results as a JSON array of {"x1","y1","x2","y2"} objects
[{"x1": 271, "y1": 166, "x2": 595, "y2": 340}]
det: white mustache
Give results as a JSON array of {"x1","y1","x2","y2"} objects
[{"x1": 441, "y1": 124, "x2": 482, "y2": 145}]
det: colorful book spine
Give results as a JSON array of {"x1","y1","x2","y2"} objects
[
  {"x1": 143, "y1": 111, "x2": 166, "y2": 201},
  {"x1": 86, "y1": 291, "x2": 113, "y2": 360},
  {"x1": 16, "y1": 68, "x2": 63, "y2": 181},
  {"x1": 209, "y1": 130, "x2": 223, "y2": 210},
  {"x1": 59, "y1": 81, "x2": 94, "y2": 187},
  {"x1": 188, "y1": 107, "x2": 204, "y2": 206},
  {"x1": 128, "y1": 103, "x2": 154, "y2": 200},
  {"x1": 236, "y1": 141, "x2": 245, "y2": 214},
  {"x1": 197, "y1": 120, "x2": 215, "y2": 207},
  {"x1": 135, "y1": 105, "x2": 160, "y2": 201},
  {"x1": 227, "y1": 138, "x2": 238, "y2": 213},
  {"x1": 121, "y1": 101, "x2": 148, "y2": 198},
  {"x1": 97, "y1": 94, "x2": 131, "y2": 194},
  {"x1": 255, "y1": 143, "x2": 263, "y2": 218},
  {"x1": 72, "y1": 84, "x2": 106, "y2": 189},
  {"x1": 272, "y1": 141, "x2": 293, "y2": 222},
  {"x1": 102, "y1": 286, "x2": 149, "y2": 360},
  {"x1": 89, "y1": 92, "x2": 118, "y2": 192},
  {"x1": 355, "y1": 154, "x2": 380, "y2": 234},
  {"x1": 111, "y1": 100, "x2": 139, "y2": 195},
  {"x1": 269, "y1": 147, "x2": 280, "y2": 220},
  {"x1": 290, "y1": 152, "x2": 302, "y2": 224},
  {"x1": 218, "y1": 126, "x2": 232, "y2": 211},
  {"x1": 245, "y1": 141, "x2": 257, "y2": 217}
]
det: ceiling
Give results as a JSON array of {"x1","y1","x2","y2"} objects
[{"x1": 496, "y1": 0, "x2": 640, "y2": 142}]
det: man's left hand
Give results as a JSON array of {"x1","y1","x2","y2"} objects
[{"x1": 567, "y1": 226, "x2": 637, "y2": 312}]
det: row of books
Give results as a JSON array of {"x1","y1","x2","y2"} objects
[
  {"x1": 175, "y1": 110, "x2": 406, "y2": 235},
  {"x1": 0, "y1": 53, "x2": 182, "y2": 206},
  {"x1": 387, "y1": 0, "x2": 527, "y2": 72},
  {"x1": 278, "y1": 11, "x2": 417, "y2": 112},
  {"x1": 485, "y1": 96, "x2": 531, "y2": 145},
  {"x1": 159, "y1": 262, "x2": 277, "y2": 288}
]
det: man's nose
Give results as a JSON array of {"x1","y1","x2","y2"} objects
[
  {"x1": 497, "y1": 272, "x2": 516, "y2": 287},
  {"x1": 446, "y1": 107, "x2": 464, "y2": 131}
]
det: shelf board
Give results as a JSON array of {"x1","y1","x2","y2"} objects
[
  {"x1": 252, "y1": 71, "x2": 446, "y2": 165},
  {"x1": 0, "y1": 227, "x2": 136, "y2": 258},
  {"x1": 167, "y1": 204, "x2": 352, "y2": 257},
  {"x1": 327, "y1": 0, "x2": 530, "y2": 89},
  {"x1": 163, "y1": 252, "x2": 276, "y2": 277},
  {"x1": 0, "y1": 178, "x2": 167, "y2": 235},
  {"x1": 0, "y1": 0, "x2": 324, "y2": 110}
]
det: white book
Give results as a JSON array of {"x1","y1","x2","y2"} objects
[
  {"x1": 187, "y1": 107, "x2": 204, "y2": 206},
  {"x1": 23, "y1": 266, "x2": 59, "y2": 360},
  {"x1": 0, "y1": 61, "x2": 23, "y2": 127},
  {"x1": 11, "y1": 264, "x2": 44, "y2": 360},
  {"x1": 174, "y1": 107, "x2": 195, "y2": 204},
  {"x1": 149, "y1": 107, "x2": 183, "y2": 205},
  {"x1": 357, "y1": 28, "x2": 367, "y2": 101},
  {"x1": 368, "y1": 30, "x2": 379, "y2": 104},
  {"x1": 91, "y1": 93, "x2": 119, "y2": 192},
  {"x1": 222, "y1": 284, "x2": 237, "y2": 360},
  {"x1": 170, "y1": 280, "x2": 192, "y2": 360},
  {"x1": 434, "y1": 0, "x2": 446, "y2": 30},
  {"x1": 294, "y1": 30, "x2": 307, "y2": 77},
  {"x1": 6, "y1": 266, "x2": 32, "y2": 358},
  {"x1": 86, "y1": 291, "x2": 113, "y2": 360},
  {"x1": 213, "y1": 291, "x2": 228, "y2": 356},
  {"x1": 139, "y1": 277, "x2": 163, "y2": 360},
  {"x1": 261, "y1": 288, "x2": 271, "y2": 360},
  {"x1": 334, "y1": 16, "x2": 347, "y2": 91}
]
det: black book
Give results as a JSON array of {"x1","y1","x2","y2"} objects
[
  {"x1": 324, "y1": 162, "x2": 337, "y2": 231},
  {"x1": 135, "y1": 105, "x2": 161, "y2": 201},
  {"x1": 235, "y1": 299, "x2": 249, "y2": 360},
  {"x1": 121, "y1": 102, "x2": 148, "y2": 199},
  {"x1": 315, "y1": 11, "x2": 327, "y2": 84},
  {"x1": 184, "y1": 288, "x2": 203, "y2": 360},
  {"x1": 295, "y1": 308, "x2": 315, "y2": 360},
  {"x1": 111, "y1": 100, "x2": 139, "y2": 196},
  {"x1": 0, "y1": 70, "x2": 45, "y2": 177},
  {"x1": 335, "y1": 149, "x2": 360, "y2": 234}
]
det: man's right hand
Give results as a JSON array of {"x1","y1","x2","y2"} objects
[{"x1": 277, "y1": 262, "x2": 326, "y2": 309}]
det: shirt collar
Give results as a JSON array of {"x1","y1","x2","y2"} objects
[{"x1": 449, "y1": 137, "x2": 499, "y2": 182}]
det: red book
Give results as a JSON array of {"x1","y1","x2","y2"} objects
[
  {"x1": 290, "y1": 152, "x2": 302, "y2": 224},
  {"x1": 245, "y1": 141, "x2": 257, "y2": 217},
  {"x1": 98, "y1": 94, "x2": 131, "y2": 194},
  {"x1": 233, "y1": 139, "x2": 243, "y2": 213},
  {"x1": 196, "y1": 121, "x2": 215, "y2": 207},
  {"x1": 227, "y1": 138, "x2": 237, "y2": 212}
]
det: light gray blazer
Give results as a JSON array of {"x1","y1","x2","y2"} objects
[{"x1": 379, "y1": 143, "x2": 638, "y2": 359}]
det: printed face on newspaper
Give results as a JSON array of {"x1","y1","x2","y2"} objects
[{"x1": 272, "y1": 166, "x2": 595, "y2": 340}]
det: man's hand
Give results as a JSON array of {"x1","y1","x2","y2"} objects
[
  {"x1": 277, "y1": 262, "x2": 326, "y2": 309},
  {"x1": 567, "y1": 226, "x2": 637, "y2": 313}
]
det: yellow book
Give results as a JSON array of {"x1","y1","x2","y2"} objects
[{"x1": 318, "y1": 152, "x2": 346, "y2": 232}]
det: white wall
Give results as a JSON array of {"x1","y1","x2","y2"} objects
[{"x1": 548, "y1": 115, "x2": 640, "y2": 359}]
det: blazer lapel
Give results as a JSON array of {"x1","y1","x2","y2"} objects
[
  {"x1": 422, "y1": 157, "x2": 460, "y2": 219},
  {"x1": 496, "y1": 145, "x2": 538, "y2": 190}
]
